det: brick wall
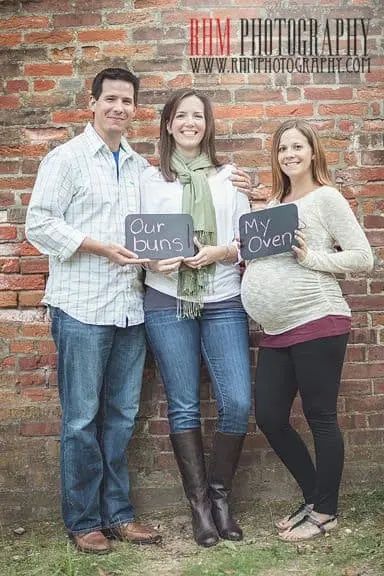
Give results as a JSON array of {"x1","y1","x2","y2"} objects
[{"x1": 0, "y1": 0, "x2": 383, "y2": 524}]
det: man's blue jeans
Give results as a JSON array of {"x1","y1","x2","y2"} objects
[
  {"x1": 145, "y1": 306, "x2": 251, "y2": 434},
  {"x1": 50, "y1": 307, "x2": 146, "y2": 534}
]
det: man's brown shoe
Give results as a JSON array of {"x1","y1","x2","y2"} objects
[
  {"x1": 72, "y1": 530, "x2": 112, "y2": 554},
  {"x1": 107, "y1": 522, "x2": 162, "y2": 544}
]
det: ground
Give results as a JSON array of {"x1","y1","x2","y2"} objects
[{"x1": 1, "y1": 490, "x2": 383, "y2": 576}]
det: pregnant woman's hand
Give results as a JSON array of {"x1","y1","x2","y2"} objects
[{"x1": 292, "y1": 229, "x2": 308, "y2": 262}]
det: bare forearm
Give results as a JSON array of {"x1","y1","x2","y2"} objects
[{"x1": 78, "y1": 237, "x2": 148, "y2": 266}]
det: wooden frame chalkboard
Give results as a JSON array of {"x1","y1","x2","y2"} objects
[
  {"x1": 239, "y1": 204, "x2": 298, "y2": 260},
  {"x1": 125, "y1": 214, "x2": 195, "y2": 259}
]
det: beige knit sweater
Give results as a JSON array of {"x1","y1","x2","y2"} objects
[{"x1": 241, "y1": 186, "x2": 374, "y2": 335}]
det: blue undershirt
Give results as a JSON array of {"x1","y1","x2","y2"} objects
[{"x1": 112, "y1": 148, "x2": 120, "y2": 180}]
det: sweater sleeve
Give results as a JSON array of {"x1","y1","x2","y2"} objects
[{"x1": 299, "y1": 188, "x2": 374, "y2": 274}]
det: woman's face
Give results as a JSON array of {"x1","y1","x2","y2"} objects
[
  {"x1": 167, "y1": 95, "x2": 206, "y2": 157},
  {"x1": 277, "y1": 128, "x2": 313, "y2": 181}
]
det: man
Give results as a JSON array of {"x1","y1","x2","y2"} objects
[
  {"x1": 26, "y1": 67, "x2": 252, "y2": 554},
  {"x1": 26, "y1": 68, "x2": 159, "y2": 554}
]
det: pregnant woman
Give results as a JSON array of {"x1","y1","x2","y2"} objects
[{"x1": 241, "y1": 119, "x2": 373, "y2": 542}]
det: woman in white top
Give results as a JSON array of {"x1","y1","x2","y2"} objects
[
  {"x1": 140, "y1": 89, "x2": 251, "y2": 547},
  {"x1": 241, "y1": 119, "x2": 373, "y2": 542}
]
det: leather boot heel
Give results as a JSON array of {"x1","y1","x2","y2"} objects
[
  {"x1": 190, "y1": 499, "x2": 218, "y2": 547},
  {"x1": 209, "y1": 432, "x2": 245, "y2": 541},
  {"x1": 170, "y1": 429, "x2": 219, "y2": 547}
]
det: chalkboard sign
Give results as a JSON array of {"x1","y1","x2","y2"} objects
[
  {"x1": 125, "y1": 214, "x2": 195, "y2": 259},
  {"x1": 239, "y1": 204, "x2": 298, "y2": 260}
]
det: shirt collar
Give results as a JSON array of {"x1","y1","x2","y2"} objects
[{"x1": 84, "y1": 122, "x2": 134, "y2": 159}]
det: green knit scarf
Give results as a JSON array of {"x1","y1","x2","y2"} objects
[{"x1": 170, "y1": 149, "x2": 217, "y2": 318}]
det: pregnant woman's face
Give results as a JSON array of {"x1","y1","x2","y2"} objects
[{"x1": 277, "y1": 128, "x2": 314, "y2": 181}]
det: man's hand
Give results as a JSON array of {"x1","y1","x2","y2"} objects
[
  {"x1": 230, "y1": 166, "x2": 252, "y2": 196},
  {"x1": 103, "y1": 243, "x2": 150, "y2": 266},
  {"x1": 79, "y1": 237, "x2": 150, "y2": 266}
]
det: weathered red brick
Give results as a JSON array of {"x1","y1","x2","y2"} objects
[
  {"x1": 0, "y1": 274, "x2": 45, "y2": 290},
  {"x1": 0, "y1": 292, "x2": 17, "y2": 308},
  {"x1": 319, "y1": 103, "x2": 369, "y2": 116},
  {"x1": 339, "y1": 379, "x2": 371, "y2": 396},
  {"x1": 36, "y1": 340, "x2": 56, "y2": 354},
  {"x1": 0, "y1": 258, "x2": 19, "y2": 273},
  {"x1": 21, "y1": 324, "x2": 50, "y2": 337},
  {"x1": 0, "y1": 177, "x2": 34, "y2": 190},
  {"x1": 25, "y1": 31, "x2": 73, "y2": 44},
  {"x1": 0, "y1": 226, "x2": 17, "y2": 240},
  {"x1": 25, "y1": 63, "x2": 73, "y2": 77},
  {"x1": 24, "y1": 128, "x2": 69, "y2": 143},
  {"x1": 368, "y1": 413, "x2": 384, "y2": 428},
  {"x1": 0, "y1": 16, "x2": 49, "y2": 29},
  {"x1": 52, "y1": 110, "x2": 92, "y2": 123},
  {"x1": 18, "y1": 291, "x2": 45, "y2": 307},
  {"x1": 0, "y1": 33, "x2": 22, "y2": 47},
  {"x1": 364, "y1": 215, "x2": 384, "y2": 228},
  {"x1": 17, "y1": 372, "x2": 46, "y2": 387},
  {"x1": 370, "y1": 280, "x2": 384, "y2": 294},
  {"x1": 304, "y1": 87, "x2": 353, "y2": 100},
  {"x1": 10, "y1": 340, "x2": 35, "y2": 353},
  {"x1": 0, "y1": 323, "x2": 20, "y2": 338},
  {"x1": 20, "y1": 422, "x2": 60, "y2": 436},
  {"x1": 6, "y1": 80, "x2": 29, "y2": 93},
  {"x1": 347, "y1": 295, "x2": 384, "y2": 312},
  {"x1": 20, "y1": 258, "x2": 48, "y2": 274},
  {"x1": 19, "y1": 241, "x2": 41, "y2": 257},
  {"x1": 148, "y1": 420, "x2": 170, "y2": 435},
  {"x1": 0, "y1": 144, "x2": 47, "y2": 158},
  {"x1": 0, "y1": 95, "x2": 20, "y2": 109},
  {"x1": 264, "y1": 104, "x2": 314, "y2": 117},
  {"x1": 34, "y1": 79, "x2": 56, "y2": 92},
  {"x1": 53, "y1": 13, "x2": 101, "y2": 27},
  {"x1": 18, "y1": 354, "x2": 56, "y2": 371},
  {"x1": 0, "y1": 162, "x2": 19, "y2": 175},
  {"x1": 78, "y1": 29, "x2": 126, "y2": 42}
]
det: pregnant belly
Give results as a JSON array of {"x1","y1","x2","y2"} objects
[{"x1": 240, "y1": 258, "x2": 328, "y2": 332}]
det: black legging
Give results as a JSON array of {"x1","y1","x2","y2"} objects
[{"x1": 255, "y1": 333, "x2": 349, "y2": 515}]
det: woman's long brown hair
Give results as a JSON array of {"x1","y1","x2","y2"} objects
[
  {"x1": 271, "y1": 119, "x2": 333, "y2": 201},
  {"x1": 159, "y1": 89, "x2": 221, "y2": 181}
]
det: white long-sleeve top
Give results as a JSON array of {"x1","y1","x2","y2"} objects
[
  {"x1": 140, "y1": 164, "x2": 250, "y2": 302},
  {"x1": 241, "y1": 186, "x2": 374, "y2": 334}
]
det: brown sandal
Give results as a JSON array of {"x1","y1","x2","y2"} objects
[
  {"x1": 278, "y1": 513, "x2": 338, "y2": 542},
  {"x1": 275, "y1": 502, "x2": 313, "y2": 532}
]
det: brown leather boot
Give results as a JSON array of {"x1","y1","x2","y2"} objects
[
  {"x1": 208, "y1": 431, "x2": 245, "y2": 541},
  {"x1": 72, "y1": 530, "x2": 112, "y2": 554},
  {"x1": 170, "y1": 428, "x2": 219, "y2": 548}
]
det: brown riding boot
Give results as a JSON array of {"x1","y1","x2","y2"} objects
[
  {"x1": 170, "y1": 428, "x2": 219, "y2": 547},
  {"x1": 208, "y1": 431, "x2": 245, "y2": 541}
]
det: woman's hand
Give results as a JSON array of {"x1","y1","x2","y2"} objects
[
  {"x1": 147, "y1": 256, "x2": 184, "y2": 275},
  {"x1": 292, "y1": 229, "x2": 308, "y2": 262},
  {"x1": 183, "y1": 238, "x2": 227, "y2": 269}
]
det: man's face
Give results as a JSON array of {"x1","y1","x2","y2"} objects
[{"x1": 90, "y1": 79, "x2": 136, "y2": 141}]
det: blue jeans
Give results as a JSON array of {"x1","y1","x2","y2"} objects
[
  {"x1": 50, "y1": 307, "x2": 146, "y2": 534},
  {"x1": 145, "y1": 307, "x2": 251, "y2": 434}
]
